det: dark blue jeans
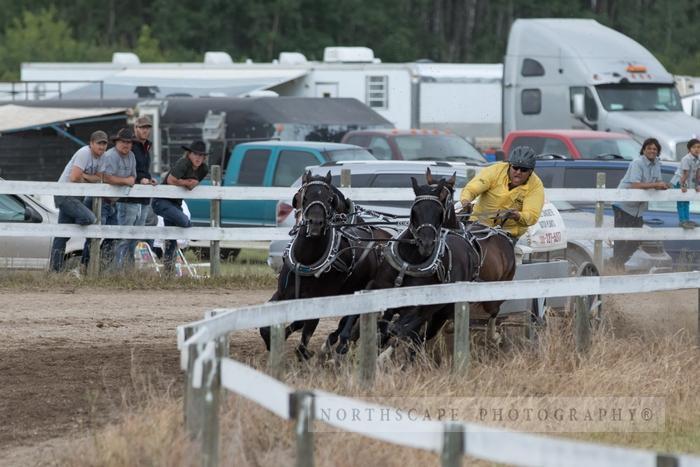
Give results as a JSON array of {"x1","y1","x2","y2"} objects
[
  {"x1": 152, "y1": 198, "x2": 190, "y2": 273},
  {"x1": 80, "y1": 198, "x2": 119, "y2": 267},
  {"x1": 50, "y1": 196, "x2": 96, "y2": 272}
]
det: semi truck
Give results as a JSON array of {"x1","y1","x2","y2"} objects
[{"x1": 503, "y1": 18, "x2": 700, "y2": 161}]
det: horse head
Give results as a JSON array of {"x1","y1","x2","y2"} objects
[
  {"x1": 296, "y1": 170, "x2": 339, "y2": 238},
  {"x1": 409, "y1": 171, "x2": 450, "y2": 257}
]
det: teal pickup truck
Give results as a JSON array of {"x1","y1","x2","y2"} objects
[{"x1": 186, "y1": 141, "x2": 375, "y2": 257}]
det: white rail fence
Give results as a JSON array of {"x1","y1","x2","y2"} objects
[
  {"x1": 3, "y1": 181, "x2": 700, "y2": 243},
  {"x1": 178, "y1": 272, "x2": 700, "y2": 467}
]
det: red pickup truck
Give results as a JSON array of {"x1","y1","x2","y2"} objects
[{"x1": 501, "y1": 129, "x2": 640, "y2": 160}]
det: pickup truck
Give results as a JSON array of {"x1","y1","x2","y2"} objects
[
  {"x1": 501, "y1": 129, "x2": 640, "y2": 160},
  {"x1": 185, "y1": 140, "x2": 375, "y2": 258}
]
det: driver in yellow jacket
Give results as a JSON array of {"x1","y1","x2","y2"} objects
[{"x1": 459, "y1": 146, "x2": 545, "y2": 241}]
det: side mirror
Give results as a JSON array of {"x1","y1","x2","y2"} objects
[
  {"x1": 24, "y1": 206, "x2": 42, "y2": 223},
  {"x1": 692, "y1": 99, "x2": 700, "y2": 119},
  {"x1": 572, "y1": 94, "x2": 585, "y2": 119},
  {"x1": 494, "y1": 150, "x2": 506, "y2": 161}
]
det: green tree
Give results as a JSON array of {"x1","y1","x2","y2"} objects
[
  {"x1": 134, "y1": 25, "x2": 166, "y2": 62},
  {"x1": 0, "y1": 8, "x2": 88, "y2": 79}
]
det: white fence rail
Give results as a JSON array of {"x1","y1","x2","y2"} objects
[
  {"x1": 180, "y1": 268, "x2": 700, "y2": 466},
  {"x1": 3, "y1": 180, "x2": 700, "y2": 202},
  {"x1": 178, "y1": 272, "x2": 700, "y2": 346},
  {"x1": 220, "y1": 358, "x2": 700, "y2": 467}
]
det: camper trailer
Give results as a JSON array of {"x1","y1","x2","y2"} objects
[{"x1": 503, "y1": 18, "x2": 700, "y2": 161}]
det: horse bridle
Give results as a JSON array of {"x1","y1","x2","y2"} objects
[
  {"x1": 298, "y1": 180, "x2": 336, "y2": 235},
  {"x1": 408, "y1": 185, "x2": 451, "y2": 239}
]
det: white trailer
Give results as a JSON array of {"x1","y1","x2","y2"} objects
[{"x1": 18, "y1": 48, "x2": 503, "y2": 144}]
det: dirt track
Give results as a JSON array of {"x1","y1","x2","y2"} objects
[
  {"x1": 0, "y1": 287, "x2": 273, "y2": 465},
  {"x1": 1, "y1": 286, "x2": 697, "y2": 466}
]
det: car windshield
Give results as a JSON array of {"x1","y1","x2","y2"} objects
[
  {"x1": 572, "y1": 138, "x2": 640, "y2": 160},
  {"x1": 324, "y1": 148, "x2": 376, "y2": 162},
  {"x1": 649, "y1": 201, "x2": 700, "y2": 214},
  {"x1": 595, "y1": 84, "x2": 682, "y2": 112},
  {"x1": 394, "y1": 135, "x2": 486, "y2": 164}
]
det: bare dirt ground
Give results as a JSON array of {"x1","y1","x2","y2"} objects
[{"x1": 0, "y1": 287, "x2": 698, "y2": 466}]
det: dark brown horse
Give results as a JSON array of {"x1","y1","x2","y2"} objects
[
  {"x1": 259, "y1": 171, "x2": 390, "y2": 360},
  {"x1": 325, "y1": 169, "x2": 481, "y2": 355}
]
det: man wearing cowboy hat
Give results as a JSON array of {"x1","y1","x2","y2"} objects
[
  {"x1": 82, "y1": 128, "x2": 138, "y2": 269},
  {"x1": 152, "y1": 140, "x2": 210, "y2": 274}
]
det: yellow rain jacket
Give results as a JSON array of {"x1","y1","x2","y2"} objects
[{"x1": 459, "y1": 162, "x2": 545, "y2": 238}]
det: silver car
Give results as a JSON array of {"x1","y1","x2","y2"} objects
[{"x1": 0, "y1": 190, "x2": 83, "y2": 269}]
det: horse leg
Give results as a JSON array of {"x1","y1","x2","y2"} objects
[
  {"x1": 295, "y1": 319, "x2": 319, "y2": 361},
  {"x1": 336, "y1": 314, "x2": 359, "y2": 355}
]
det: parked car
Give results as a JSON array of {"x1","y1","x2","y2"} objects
[
  {"x1": 185, "y1": 140, "x2": 376, "y2": 258},
  {"x1": 501, "y1": 129, "x2": 640, "y2": 160},
  {"x1": 0, "y1": 189, "x2": 82, "y2": 269},
  {"x1": 341, "y1": 129, "x2": 487, "y2": 165},
  {"x1": 535, "y1": 158, "x2": 695, "y2": 269},
  {"x1": 265, "y1": 160, "x2": 659, "y2": 275}
]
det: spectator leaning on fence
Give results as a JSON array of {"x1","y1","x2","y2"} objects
[
  {"x1": 80, "y1": 128, "x2": 136, "y2": 270},
  {"x1": 611, "y1": 137, "x2": 670, "y2": 267},
  {"x1": 49, "y1": 130, "x2": 108, "y2": 272},
  {"x1": 152, "y1": 140, "x2": 209, "y2": 275},
  {"x1": 114, "y1": 117, "x2": 157, "y2": 269},
  {"x1": 670, "y1": 138, "x2": 700, "y2": 230}
]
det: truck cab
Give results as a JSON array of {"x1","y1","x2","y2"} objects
[{"x1": 503, "y1": 19, "x2": 700, "y2": 161}]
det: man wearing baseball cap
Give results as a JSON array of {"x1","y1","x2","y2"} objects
[
  {"x1": 152, "y1": 140, "x2": 209, "y2": 274},
  {"x1": 49, "y1": 130, "x2": 109, "y2": 272}
]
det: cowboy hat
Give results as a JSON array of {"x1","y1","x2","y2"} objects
[{"x1": 181, "y1": 140, "x2": 209, "y2": 155}]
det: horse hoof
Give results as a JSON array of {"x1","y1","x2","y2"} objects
[{"x1": 295, "y1": 346, "x2": 315, "y2": 361}]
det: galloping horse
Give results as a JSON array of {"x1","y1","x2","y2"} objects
[
  {"x1": 326, "y1": 169, "x2": 481, "y2": 355},
  {"x1": 259, "y1": 171, "x2": 390, "y2": 360}
]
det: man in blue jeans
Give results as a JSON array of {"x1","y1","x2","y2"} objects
[
  {"x1": 152, "y1": 140, "x2": 209, "y2": 274},
  {"x1": 50, "y1": 131, "x2": 109, "y2": 272}
]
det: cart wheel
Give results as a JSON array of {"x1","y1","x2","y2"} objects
[{"x1": 567, "y1": 261, "x2": 604, "y2": 329}]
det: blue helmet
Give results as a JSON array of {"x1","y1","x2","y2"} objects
[{"x1": 509, "y1": 146, "x2": 537, "y2": 169}]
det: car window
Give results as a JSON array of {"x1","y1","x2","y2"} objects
[
  {"x1": 327, "y1": 173, "x2": 375, "y2": 187},
  {"x1": 343, "y1": 134, "x2": 371, "y2": 148},
  {"x1": 368, "y1": 136, "x2": 392, "y2": 160},
  {"x1": 541, "y1": 138, "x2": 571, "y2": 157},
  {"x1": 0, "y1": 194, "x2": 26, "y2": 222},
  {"x1": 324, "y1": 148, "x2": 376, "y2": 162},
  {"x1": 535, "y1": 167, "x2": 558, "y2": 188},
  {"x1": 371, "y1": 173, "x2": 467, "y2": 188},
  {"x1": 510, "y1": 137, "x2": 545, "y2": 154},
  {"x1": 237, "y1": 149, "x2": 271, "y2": 186},
  {"x1": 563, "y1": 168, "x2": 627, "y2": 188},
  {"x1": 393, "y1": 135, "x2": 486, "y2": 163},
  {"x1": 273, "y1": 150, "x2": 320, "y2": 187},
  {"x1": 572, "y1": 138, "x2": 639, "y2": 160}
]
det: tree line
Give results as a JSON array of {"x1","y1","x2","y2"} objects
[{"x1": 0, "y1": 0, "x2": 698, "y2": 80}]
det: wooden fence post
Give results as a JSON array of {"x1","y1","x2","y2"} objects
[
  {"x1": 358, "y1": 311, "x2": 378, "y2": 388},
  {"x1": 291, "y1": 391, "x2": 315, "y2": 467},
  {"x1": 441, "y1": 422, "x2": 464, "y2": 467},
  {"x1": 593, "y1": 172, "x2": 606, "y2": 272},
  {"x1": 183, "y1": 330, "x2": 222, "y2": 467},
  {"x1": 87, "y1": 197, "x2": 102, "y2": 277},
  {"x1": 340, "y1": 168, "x2": 351, "y2": 189},
  {"x1": 268, "y1": 323, "x2": 285, "y2": 379},
  {"x1": 209, "y1": 165, "x2": 222, "y2": 277},
  {"x1": 452, "y1": 302, "x2": 470, "y2": 375},
  {"x1": 574, "y1": 295, "x2": 591, "y2": 354}
]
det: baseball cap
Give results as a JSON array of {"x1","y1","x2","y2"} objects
[
  {"x1": 90, "y1": 130, "x2": 109, "y2": 144},
  {"x1": 134, "y1": 115, "x2": 153, "y2": 127}
]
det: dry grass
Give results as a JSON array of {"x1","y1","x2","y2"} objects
[{"x1": 53, "y1": 297, "x2": 700, "y2": 467}]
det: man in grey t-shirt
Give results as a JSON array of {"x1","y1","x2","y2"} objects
[
  {"x1": 611, "y1": 138, "x2": 670, "y2": 267},
  {"x1": 83, "y1": 128, "x2": 137, "y2": 269},
  {"x1": 49, "y1": 130, "x2": 109, "y2": 272}
]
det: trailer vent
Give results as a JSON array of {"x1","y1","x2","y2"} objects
[{"x1": 366, "y1": 75, "x2": 388, "y2": 110}]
